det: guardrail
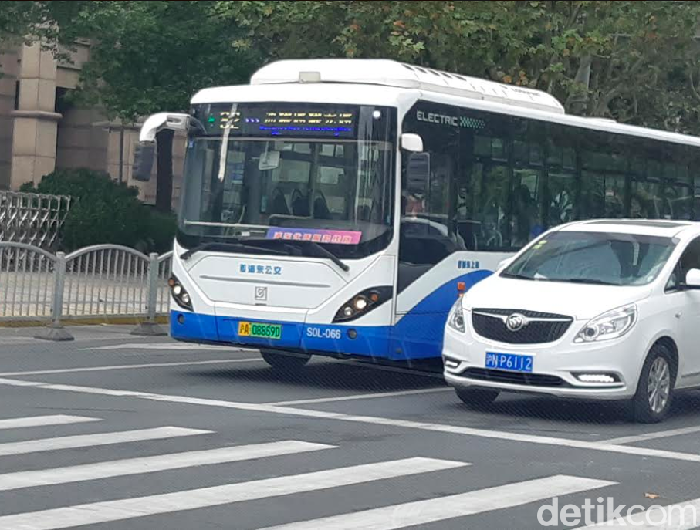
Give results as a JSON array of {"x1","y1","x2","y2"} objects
[{"x1": 0, "y1": 242, "x2": 172, "y2": 341}]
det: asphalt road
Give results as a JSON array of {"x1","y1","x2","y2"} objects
[{"x1": 2, "y1": 326, "x2": 700, "y2": 529}]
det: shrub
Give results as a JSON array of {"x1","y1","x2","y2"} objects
[{"x1": 21, "y1": 168, "x2": 176, "y2": 253}]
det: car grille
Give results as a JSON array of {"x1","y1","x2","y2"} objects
[
  {"x1": 471, "y1": 308, "x2": 572, "y2": 344},
  {"x1": 463, "y1": 367, "x2": 566, "y2": 387}
]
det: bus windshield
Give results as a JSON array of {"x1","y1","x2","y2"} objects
[{"x1": 178, "y1": 102, "x2": 396, "y2": 259}]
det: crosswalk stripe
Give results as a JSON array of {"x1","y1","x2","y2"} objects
[
  {"x1": 0, "y1": 427, "x2": 212, "y2": 457},
  {"x1": 260, "y1": 474, "x2": 616, "y2": 530},
  {"x1": 578, "y1": 497, "x2": 700, "y2": 529},
  {"x1": 0, "y1": 441, "x2": 334, "y2": 492},
  {"x1": 0, "y1": 415, "x2": 100, "y2": 430},
  {"x1": 0, "y1": 457, "x2": 467, "y2": 530}
]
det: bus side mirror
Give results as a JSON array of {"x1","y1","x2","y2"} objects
[
  {"x1": 132, "y1": 141, "x2": 155, "y2": 182},
  {"x1": 406, "y1": 152, "x2": 430, "y2": 196},
  {"x1": 400, "y1": 133, "x2": 423, "y2": 152}
]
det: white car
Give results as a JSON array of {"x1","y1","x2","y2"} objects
[{"x1": 443, "y1": 219, "x2": 700, "y2": 423}]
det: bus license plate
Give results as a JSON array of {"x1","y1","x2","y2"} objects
[
  {"x1": 485, "y1": 352, "x2": 533, "y2": 373},
  {"x1": 238, "y1": 322, "x2": 282, "y2": 340}
]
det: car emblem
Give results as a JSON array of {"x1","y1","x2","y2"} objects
[{"x1": 505, "y1": 313, "x2": 526, "y2": 332}]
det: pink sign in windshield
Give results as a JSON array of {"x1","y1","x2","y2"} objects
[{"x1": 266, "y1": 228, "x2": 362, "y2": 245}]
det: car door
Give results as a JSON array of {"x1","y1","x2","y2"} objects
[{"x1": 665, "y1": 236, "x2": 700, "y2": 385}]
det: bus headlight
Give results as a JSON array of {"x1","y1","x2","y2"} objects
[
  {"x1": 574, "y1": 304, "x2": 636, "y2": 343},
  {"x1": 447, "y1": 297, "x2": 466, "y2": 333},
  {"x1": 333, "y1": 286, "x2": 393, "y2": 323},
  {"x1": 168, "y1": 275, "x2": 193, "y2": 311}
]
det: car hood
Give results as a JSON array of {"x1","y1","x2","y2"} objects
[{"x1": 463, "y1": 274, "x2": 653, "y2": 321}]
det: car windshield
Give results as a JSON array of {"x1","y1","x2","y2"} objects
[
  {"x1": 501, "y1": 230, "x2": 677, "y2": 286},
  {"x1": 177, "y1": 102, "x2": 395, "y2": 259}
]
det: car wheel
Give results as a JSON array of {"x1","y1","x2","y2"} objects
[
  {"x1": 455, "y1": 387, "x2": 500, "y2": 408},
  {"x1": 261, "y1": 350, "x2": 311, "y2": 370},
  {"x1": 631, "y1": 343, "x2": 675, "y2": 424}
]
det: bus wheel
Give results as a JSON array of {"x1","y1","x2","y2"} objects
[
  {"x1": 455, "y1": 387, "x2": 500, "y2": 408},
  {"x1": 261, "y1": 350, "x2": 311, "y2": 370}
]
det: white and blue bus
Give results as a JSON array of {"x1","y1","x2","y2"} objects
[{"x1": 135, "y1": 59, "x2": 700, "y2": 369}]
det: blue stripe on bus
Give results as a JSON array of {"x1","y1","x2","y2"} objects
[
  {"x1": 170, "y1": 269, "x2": 492, "y2": 360},
  {"x1": 170, "y1": 311, "x2": 218, "y2": 343},
  {"x1": 390, "y1": 269, "x2": 492, "y2": 359}
]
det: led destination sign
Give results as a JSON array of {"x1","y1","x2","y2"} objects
[{"x1": 198, "y1": 104, "x2": 360, "y2": 138}]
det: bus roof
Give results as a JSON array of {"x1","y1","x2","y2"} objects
[
  {"x1": 249, "y1": 59, "x2": 565, "y2": 115},
  {"x1": 191, "y1": 59, "x2": 700, "y2": 150}
]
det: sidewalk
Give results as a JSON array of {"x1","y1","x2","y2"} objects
[{"x1": 0, "y1": 322, "x2": 171, "y2": 342}]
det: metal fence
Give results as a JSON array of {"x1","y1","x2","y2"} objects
[
  {"x1": 0, "y1": 191, "x2": 72, "y2": 251},
  {"x1": 0, "y1": 242, "x2": 172, "y2": 340}
]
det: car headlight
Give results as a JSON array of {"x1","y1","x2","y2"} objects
[
  {"x1": 447, "y1": 297, "x2": 466, "y2": 333},
  {"x1": 574, "y1": 303, "x2": 637, "y2": 343}
]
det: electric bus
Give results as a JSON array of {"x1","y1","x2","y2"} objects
[{"x1": 134, "y1": 58, "x2": 700, "y2": 369}]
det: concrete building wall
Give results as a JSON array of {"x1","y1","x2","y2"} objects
[
  {"x1": 0, "y1": 40, "x2": 185, "y2": 211},
  {"x1": 0, "y1": 48, "x2": 19, "y2": 189}
]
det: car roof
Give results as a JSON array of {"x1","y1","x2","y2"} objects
[{"x1": 555, "y1": 219, "x2": 700, "y2": 239}]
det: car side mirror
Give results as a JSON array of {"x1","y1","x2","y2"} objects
[
  {"x1": 685, "y1": 268, "x2": 700, "y2": 289},
  {"x1": 132, "y1": 141, "x2": 155, "y2": 182}
]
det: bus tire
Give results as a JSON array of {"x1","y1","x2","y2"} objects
[
  {"x1": 455, "y1": 387, "x2": 500, "y2": 408},
  {"x1": 261, "y1": 350, "x2": 311, "y2": 370}
]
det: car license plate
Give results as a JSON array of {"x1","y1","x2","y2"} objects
[
  {"x1": 238, "y1": 322, "x2": 282, "y2": 340},
  {"x1": 485, "y1": 352, "x2": 533, "y2": 372}
]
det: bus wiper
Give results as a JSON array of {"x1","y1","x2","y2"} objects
[
  {"x1": 180, "y1": 241, "x2": 289, "y2": 261},
  {"x1": 294, "y1": 241, "x2": 350, "y2": 272}
]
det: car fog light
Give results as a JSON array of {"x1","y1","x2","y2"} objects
[{"x1": 576, "y1": 373, "x2": 617, "y2": 384}]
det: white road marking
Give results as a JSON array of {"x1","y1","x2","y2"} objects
[
  {"x1": 4, "y1": 377, "x2": 700, "y2": 463},
  {"x1": 578, "y1": 496, "x2": 700, "y2": 529},
  {"x1": 604, "y1": 425, "x2": 700, "y2": 445},
  {"x1": 0, "y1": 457, "x2": 467, "y2": 530},
  {"x1": 88, "y1": 343, "x2": 256, "y2": 351},
  {"x1": 0, "y1": 415, "x2": 100, "y2": 430},
  {"x1": 262, "y1": 474, "x2": 615, "y2": 530},
  {"x1": 0, "y1": 441, "x2": 333, "y2": 492},
  {"x1": 0, "y1": 358, "x2": 262, "y2": 377},
  {"x1": 269, "y1": 387, "x2": 451, "y2": 406},
  {"x1": 0, "y1": 426, "x2": 212, "y2": 457}
]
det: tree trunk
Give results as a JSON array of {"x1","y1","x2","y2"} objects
[
  {"x1": 567, "y1": 54, "x2": 592, "y2": 115},
  {"x1": 155, "y1": 128, "x2": 174, "y2": 213}
]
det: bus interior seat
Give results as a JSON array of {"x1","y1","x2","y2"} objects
[
  {"x1": 313, "y1": 193, "x2": 332, "y2": 219},
  {"x1": 356, "y1": 205, "x2": 371, "y2": 221},
  {"x1": 291, "y1": 189, "x2": 309, "y2": 217},
  {"x1": 269, "y1": 187, "x2": 290, "y2": 216}
]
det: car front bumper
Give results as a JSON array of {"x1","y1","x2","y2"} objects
[{"x1": 442, "y1": 321, "x2": 646, "y2": 401}]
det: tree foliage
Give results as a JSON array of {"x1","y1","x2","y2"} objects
[
  {"x1": 72, "y1": 1, "x2": 258, "y2": 122},
  {"x1": 20, "y1": 168, "x2": 176, "y2": 253},
  {"x1": 222, "y1": 1, "x2": 700, "y2": 134}
]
